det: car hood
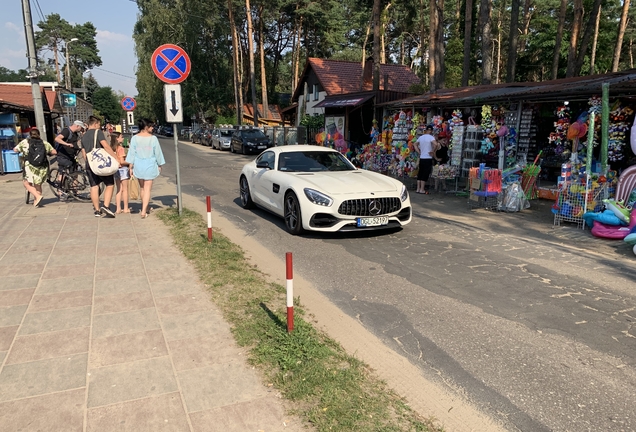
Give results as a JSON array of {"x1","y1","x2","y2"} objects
[{"x1": 292, "y1": 170, "x2": 401, "y2": 195}]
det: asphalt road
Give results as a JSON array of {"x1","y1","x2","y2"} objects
[{"x1": 158, "y1": 136, "x2": 636, "y2": 432}]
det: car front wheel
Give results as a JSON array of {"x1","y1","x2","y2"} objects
[
  {"x1": 239, "y1": 176, "x2": 254, "y2": 209},
  {"x1": 284, "y1": 192, "x2": 303, "y2": 235}
]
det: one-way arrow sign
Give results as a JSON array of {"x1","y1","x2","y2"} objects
[{"x1": 164, "y1": 84, "x2": 183, "y2": 123}]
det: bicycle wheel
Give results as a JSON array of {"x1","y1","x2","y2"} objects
[
  {"x1": 48, "y1": 168, "x2": 60, "y2": 197},
  {"x1": 66, "y1": 171, "x2": 92, "y2": 202}
]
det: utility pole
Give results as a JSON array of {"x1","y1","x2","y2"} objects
[
  {"x1": 65, "y1": 38, "x2": 78, "y2": 90},
  {"x1": 21, "y1": 0, "x2": 46, "y2": 136}
]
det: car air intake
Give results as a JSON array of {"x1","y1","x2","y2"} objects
[{"x1": 338, "y1": 198, "x2": 401, "y2": 216}]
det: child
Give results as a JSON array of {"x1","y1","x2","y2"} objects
[{"x1": 110, "y1": 132, "x2": 131, "y2": 213}]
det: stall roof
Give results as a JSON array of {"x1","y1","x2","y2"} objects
[
  {"x1": 382, "y1": 69, "x2": 636, "y2": 108},
  {"x1": 314, "y1": 93, "x2": 374, "y2": 108}
]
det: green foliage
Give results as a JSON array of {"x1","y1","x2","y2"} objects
[
  {"x1": 0, "y1": 66, "x2": 28, "y2": 82},
  {"x1": 300, "y1": 114, "x2": 324, "y2": 129},
  {"x1": 92, "y1": 86, "x2": 123, "y2": 123},
  {"x1": 444, "y1": 36, "x2": 464, "y2": 89}
]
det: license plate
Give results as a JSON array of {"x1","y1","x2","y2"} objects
[
  {"x1": 257, "y1": 145, "x2": 266, "y2": 149},
  {"x1": 356, "y1": 216, "x2": 389, "y2": 227}
]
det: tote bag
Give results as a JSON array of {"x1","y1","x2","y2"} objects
[{"x1": 87, "y1": 130, "x2": 119, "y2": 176}]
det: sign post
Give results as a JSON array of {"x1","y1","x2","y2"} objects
[
  {"x1": 151, "y1": 44, "x2": 191, "y2": 216},
  {"x1": 121, "y1": 96, "x2": 136, "y2": 133}
]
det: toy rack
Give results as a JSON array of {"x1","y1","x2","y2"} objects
[
  {"x1": 553, "y1": 181, "x2": 610, "y2": 229},
  {"x1": 468, "y1": 166, "x2": 502, "y2": 210}
]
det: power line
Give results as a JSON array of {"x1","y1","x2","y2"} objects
[
  {"x1": 92, "y1": 67, "x2": 136, "y2": 80},
  {"x1": 31, "y1": 0, "x2": 45, "y2": 23}
]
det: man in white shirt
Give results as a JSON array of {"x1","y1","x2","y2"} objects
[{"x1": 414, "y1": 125, "x2": 437, "y2": 194}]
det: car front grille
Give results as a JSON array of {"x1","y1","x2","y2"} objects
[{"x1": 338, "y1": 197, "x2": 401, "y2": 216}]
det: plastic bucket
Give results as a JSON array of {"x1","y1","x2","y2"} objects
[{"x1": 2, "y1": 150, "x2": 21, "y2": 173}]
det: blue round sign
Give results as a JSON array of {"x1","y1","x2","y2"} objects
[
  {"x1": 121, "y1": 96, "x2": 136, "y2": 111},
  {"x1": 151, "y1": 44, "x2": 191, "y2": 84}
]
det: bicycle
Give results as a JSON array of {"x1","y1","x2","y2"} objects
[{"x1": 47, "y1": 156, "x2": 104, "y2": 202}]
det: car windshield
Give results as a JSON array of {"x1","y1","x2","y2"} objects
[
  {"x1": 241, "y1": 130, "x2": 267, "y2": 139},
  {"x1": 278, "y1": 151, "x2": 355, "y2": 172},
  {"x1": 220, "y1": 130, "x2": 233, "y2": 137}
]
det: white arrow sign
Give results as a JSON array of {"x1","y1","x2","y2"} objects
[
  {"x1": 126, "y1": 111, "x2": 134, "y2": 129},
  {"x1": 164, "y1": 84, "x2": 183, "y2": 123}
]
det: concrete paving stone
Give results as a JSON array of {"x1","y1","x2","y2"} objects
[
  {"x1": 189, "y1": 396, "x2": 298, "y2": 432},
  {"x1": 90, "y1": 329, "x2": 168, "y2": 368},
  {"x1": 18, "y1": 229, "x2": 61, "y2": 239},
  {"x1": 94, "y1": 276, "x2": 150, "y2": 296},
  {"x1": 0, "y1": 252, "x2": 50, "y2": 265},
  {"x1": 0, "y1": 388, "x2": 85, "y2": 432},
  {"x1": 0, "y1": 274, "x2": 41, "y2": 291},
  {"x1": 49, "y1": 244, "x2": 93, "y2": 255},
  {"x1": 0, "y1": 305, "x2": 27, "y2": 327},
  {"x1": 150, "y1": 280, "x2": 202, "y2": 298},
  {"x1": 92, "y1": 308, "x2": 160, "y2": 339},
  {"x1": 10, "y1": 236, "x2": 58, "y2": 247},
  {"x1": 0, "y1": 352, "x2": 5, "y2": 364},
  {"x1": 0, "y1": 262, "x2": 46, "y2": 276},
  {"x1": 177, "y1": 362, "x2": 266, "y2": 413},
  {"x1": 143, "y1": 261, "x2": 193, "y2": 274},
  {"x1": 6, "y1": 244, "x2": 54, "y2": 255},
  {"x1": 0, "y1": 326, "x2": 18, "y2": 351},
  {"x1": 95, "y1": 265, "x2": 136, "y2": 281},
  {"x1": 154, "y1": 293, "x2": 214, "y2": 316},
  {"x1": 19, "y1": 306, "x2": 91, "y2": 335},
  {"x1": 0, "y1": 353, "x2": 87, "y2": 402},
  {"x1": 161, "y1": 310, "x2": 227, "y2": 342},
  {"x1": 168, "y1": 335, "x2": 245, "y2": 372},
  {"x1": 87, "y1": 356, "x2": 177, "y2": 408},
  {"x1": 6, "y1": 327, "x2": 89, "y2": 365},
  {"x1": 86, "y1": 392, "x2": 189, "y2": 432},
  {"x1": 97, "y1": 224, "x2": 136, "y2": 234},
  {"x1": 93, "y1": 290, "x2": 154, "y2": 315},
  {"x1": 0, "y1": 288, "x2": 34, "y2": 306},
  {"x1": 29, "y1": 289, "x2": 93, "y2": 312},
  {"x1": 47, "y1": 252, "x2": 96, "y2": 267},
  {"x1": 36, "y1": 274, "x2": 94, "y2": 294},
  {"x1": 55, "y1": 236, "x2": 97, "y2": 247},
  {"x1": 96, "y1": 254, "x2": 144, "y2": 269},
  {"x1": 42, "y1": 264, "x2": 94, "y2": 280},
  {"x1": 97, "y1": 231, "x2": 137, "y2": 241},
  {"x1": 96, "y1": 238, "x2": 134, "y2": 249},
  {"x1": 96, "y1": 246, "x2": 143, "y2": 257}
]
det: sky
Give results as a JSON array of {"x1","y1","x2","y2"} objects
[{"x1": 1, "y1": 0, "x2": 139, "y2": 97}]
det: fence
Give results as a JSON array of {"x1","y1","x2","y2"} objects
[{"x1": 262, "y1": 126, "x2": 307, "y2": 146}]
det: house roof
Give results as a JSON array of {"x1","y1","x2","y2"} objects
[
  {"x1": 243, "y1": 103, "x2": 283, "y2": 122},
  {"x1": 0, "y1": 83, "x2": 55, "y2": 112},
  {"x1": 381, "y1": 69, "x2": 636, "y2": 108},
  {"x1": 292, "y1": 58, "x2": 421, "y2": 102}
]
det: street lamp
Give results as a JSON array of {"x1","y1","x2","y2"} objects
[{"x1": 64, "y1": 38, "x2": 78, "y2": 90}]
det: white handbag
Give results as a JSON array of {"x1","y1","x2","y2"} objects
[{"x1": 87, "y1": 129, "x2": 119, "y2": 176}]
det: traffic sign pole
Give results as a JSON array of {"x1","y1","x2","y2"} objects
[{"x1": 173, "y1": 123, "x2": 182, "y2": 216}]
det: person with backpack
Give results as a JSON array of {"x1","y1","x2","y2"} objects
[{"x1": 14, "y1": 128, "x2": 57, "y2": 207}]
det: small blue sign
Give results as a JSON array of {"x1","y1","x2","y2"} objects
[{"x1": 121, "y1": 96, "x2": 136, "y2": 111}]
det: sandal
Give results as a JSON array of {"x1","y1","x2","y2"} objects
[{"x1": 140, "y1": 213, "x2": 149, "y2": 219}]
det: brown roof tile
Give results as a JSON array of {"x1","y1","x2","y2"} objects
[{"x1": 0, "y1": 83, "x2": 37, "y2": 109}]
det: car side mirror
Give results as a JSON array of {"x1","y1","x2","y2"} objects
[{"x1": 256, "y1": 161, "x2": 270, "y2": 169}]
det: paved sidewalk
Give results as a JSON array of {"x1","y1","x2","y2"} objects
[{"x1": 0, "y1": 176, "x2": 302, "y2": 432}]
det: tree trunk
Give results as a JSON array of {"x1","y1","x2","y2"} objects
[
  {"x1": 507, "y1": 0, "x2": 520, "y2": 82},
  {"x1": 590, "y1": 4, "x2": 601, "y2": 75},
  {"x1": 612, "y1": 0, "x2": 631, "y2": 71},
  {"x1": 462, "y1": 0, "x2": 473, "y2": 86},
  {"x1": 381, "y1": 3, "x2": 392, "y2": 65},
  {"x1": 429, "y1": 0, "x2": 438, "y2": 90},
  {"x1": 572, "y1": 0, "x2": 602, "y2": 76},
  {"x1": 436, "y1": 0, "x2": 445, "y2": 88},
  {"x1": 245, "y1": 0, "x2": 258, "y2": 126},
  {"x1": 293, "y1": 16, "x2": 303, "y2": 95},
  {"x1": 53, "y1": 43, "x2": 61, "y2": 83},
  {"x1": 480, "y1": 0, "x2": 493, "y2": 84},
  {"x1": 551, "y1": 0, "x2": 567, "y2": 79},
  {"x1": 495, "y1": 0, "x2": 505, "y2": 84},
  {"x1": 372, "y1": 0, "x2": 381, "y2": 91},
  {"x1": 228, "y1": 0, "x2": 242, "y2": 125},
  {"x1": 630, "y1": 37, "x2": 634, "y2": 68},
  {"x1": 361, "y1": 16, "x2": 372, "y2": 90},
  {"x1": 258, "y1": 5, "x2": 268, "y2": 124},
  {"x1": 566, "y1": 0, "x2": 583, "y2": 77}
]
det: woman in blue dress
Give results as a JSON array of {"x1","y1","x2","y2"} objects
[{"x1": 126, "y1": 118, "x2": 166, "y2": 218}]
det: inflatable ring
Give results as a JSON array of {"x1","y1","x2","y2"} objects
[{"x1": 603, "y1": 199, "x2": 631, "y2": 224}]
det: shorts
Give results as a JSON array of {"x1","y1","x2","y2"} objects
[
  {"x1": 56, "y1": 154, "x2": 74, "y2": 170},
  {"x1": 417, "y1": 158, "x2": 434, "y2": 181},
  {"x1": 114, "y1": 167, "x2": 130, "y2": 181},
  {"x1": 85, "y1": 161, "x2": 114, "y2": 187}
]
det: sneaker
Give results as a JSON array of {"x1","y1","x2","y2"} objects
[
  {"x1": 100, "y1": 206, "x2": 116, "y2": 218},
  {"x1": 58, "y1": 192, "x2": 69, "y2": 202},
  {"x1": 94, "y1": 210, "x2": 102, "y2": 217}
]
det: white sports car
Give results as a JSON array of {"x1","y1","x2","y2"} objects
[{"x1": 239, "y1": 145, "x2": 412, "y2": 234}]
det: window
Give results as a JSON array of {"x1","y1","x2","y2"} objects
[
  {"x1": 256, "y1": 151, "x2": 275, "y2": 168},
  {"x1": 305, "y1": 91, "x2": 310, "y2": 102},
  {"x1": 313, "y1": 84, "x2": 319, "y2": 101}
]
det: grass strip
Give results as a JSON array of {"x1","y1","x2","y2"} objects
[{"x1": 158, "y1": 207, "x2": 442, "y2": 432}]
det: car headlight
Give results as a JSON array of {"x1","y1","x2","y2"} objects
[
  {"x1": 400, "y1": 184, "x2": 408, "y2": 202},
  {"x1": 304, "y1": 188, "x2": 333, "y2": 207}
]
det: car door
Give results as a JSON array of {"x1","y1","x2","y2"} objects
[
  {"x1": 251, "y1": 151, "x2": 277, "y2": 211},
  {"x1": 211, "y1": 130, "x2": 219, "y2": 148}
]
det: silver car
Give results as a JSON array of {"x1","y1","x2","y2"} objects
[{"x1": 210, "y1": 128, "x2": 233, "y2": 150}]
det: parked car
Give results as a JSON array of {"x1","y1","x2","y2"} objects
[
  {"x1": 230, "y1": 128, "x2": 272, "y2": 154},
  {"x1": 163, "y1": 126, "x2": 174, "y2": 137},
  {"x1": 238, "y1": 145, "x2": 411, "y2": 234},
  {"x1": 129, "y1": 125, "x2": 140, "y2": 134},
  {"x1": 200, "y1": 129, "x2": 213, "y2": 146},
  {"x1": 191, "y1": 128, "x2": 207, "y2": 144},
  {"x1": 210, "y1": 128, "x2": 233, "y2": 150}
]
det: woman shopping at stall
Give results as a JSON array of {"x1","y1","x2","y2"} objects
[{"x1": 125, "y1": 119, "x2": 165, "y2": 218}]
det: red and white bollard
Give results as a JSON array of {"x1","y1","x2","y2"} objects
[
  {"x1": 286, "y1": 252, "x2": 294, "y2": 333},
  {"x1": 206, "y1": 196, "x2": 212, "y2": 242}
]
